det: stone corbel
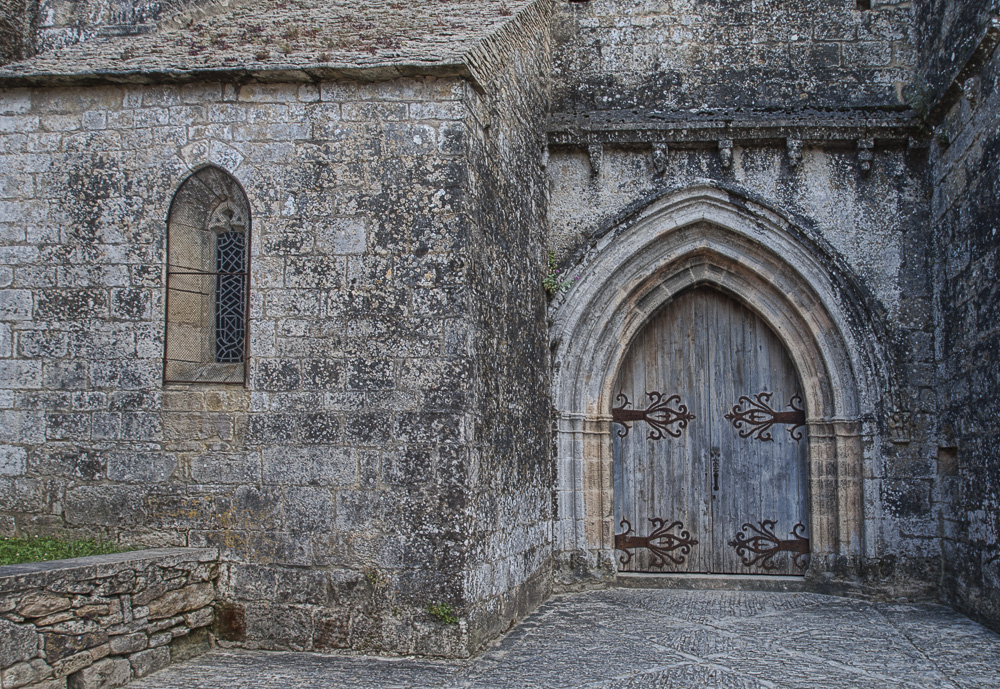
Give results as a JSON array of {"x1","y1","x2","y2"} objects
[
  {"x1": 718, "y1": 139, "x2": 733, "y2": 169},
  {"x1": 857, "y1": 139, "x2": 874, "y2": 173},
  {"x1": 541, "y1": 145, "x2": 549, "y2": 170},
  {"x1": 588, "y1": 143, "x2": 603, "y2": 176},
  {"x1": 651, "y1": 143, "x2": 669, "y2": 177},
  {"x1": 786, "y1": 138, "x2": 803, "y2": 167},
  {"x1": 887, "y1": 409, "x2": 912, "y2": 444}
]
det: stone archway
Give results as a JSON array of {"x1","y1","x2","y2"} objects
[{"x1": 549, "y1": 185, "x2": 888, "y2": 582}]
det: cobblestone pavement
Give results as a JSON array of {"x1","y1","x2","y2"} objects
[{"x1": 132, "y1": 589, "x2": 1000, "y2": 688}]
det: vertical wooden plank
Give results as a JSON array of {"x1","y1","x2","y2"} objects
[
  {"x1": 719, "y1": 291, "x2": 747, "y2": 574},
  {"x1": 707, "y1": 288, "x2": 722, "y2": 573},
  {"x1": 632, "y1": 321, "x2": 648, "y2": 570},
  {"x1": 694, "y1": 288, "x2": 713, "y2": 573}
]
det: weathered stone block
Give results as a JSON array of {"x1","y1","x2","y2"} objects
[
  {"x1": 168, "y1": 627, "x2": 209, "y2": 663},
  {"x1": 2, "y1": 660, "x2": 45, "y2": 689},
  {"x1": 262, "y1": 446, "x2": 354, "y2": 486},
  {"x1": 127, "y1": 647, "x2": 169, "y2": 679},
  {"x1": 0, "y1": 290, "x2": 32, "y2": 320},
  {"x1": 244, "y1": 603, "x2": 313, "y2": 649},
  {"x1": 315, "y1": 218, "x2": 367, "y2": 255},
  {"x1": 147, "y1": 616, "x2": 183, "y2": 634},
  {"x1": 298, "y1": 414, "x2": 341, "y2": 444},
  {"x1": 65, "y1": 657, "x2": 129, "y2": 689},
  {"x1": 250, "y1": 359, "x2": 302, "y2": 391},
  {"x1": 283, "y1": 486, "x2": 335, "y2": 533},
  {"x1": 212, "y1": 601, "x2": 245, "y2": 643},
  {"x1": 17, "y1": 593, "x2": 71, "y2": 619},
  {"x1": 312, "y1": 610, "x2": 350, "y2": 650},
  {"x1": 384, "y1": 448, "x2": 434, "y2": 486},
  {"x1": 393, "y1": 412, "x2": 462, "y2": 444},
  {"x1": 36, "y1": 290, "x2": 107, "y2": 321},
  {"x1": 107, "y1": 633, "x2": 145, "y2": 655},
  {"x1": 146, "y1": 632, "x2": 172, "y2": 649},
  {"x1": 63, "y1": 486, "x2": 145, "y2": 527},
  {"x1": 72, "y1": 604, "x2": 111, "y2": 620},
  {"x1": 50, "y1": 650, "x2": 94, "y2": 679},
  {"x1": 284, "y1": 256, "x2": 342, "y2": 289},
  {"x1": 42, "y1": 630, "x2": 107, "y2": 662},
  {"x1": 0, "y1": 618, "x2": 39, "y2": 668},
  {"x1": 44, "y1": 413, "x2": 91, "y2": 441},
  {"x1": 16, "y1": 679, "x2": 65, "y2": 689},
  {"x1": 182, "y1": 607, "x2": 213, "y2": 630},
  {"x1": 145, "y1": 584, "x2": 214, "y2": 620},
  {"x1": 33, "y1": 611, "x2": 76, "y2": 628},
  {"x1": 105, "y1": 451, "x2": 175, "y2": 483},
  {"x1": 0, "y1": 411, "x2": 45, "y2": 443},
  {"x1": 38, "y1": 618, "x2": 100, "y2": 636}
]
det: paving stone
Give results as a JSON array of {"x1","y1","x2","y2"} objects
[{"x1": 127, "y1": 589, "x2": 1000, "y2": 689}]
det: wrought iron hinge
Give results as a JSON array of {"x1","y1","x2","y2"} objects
[
  {"x1": 612, "y1": 391, "x2": 694, "y2": 440},
  {"x1": 615, "y1": 518, "x2": 698, "y2": 567},
  {"x1": 724, "y1": 391, "x2": 805, "y2": 441},
  {"x1": 729, "y1": 520, "x2": 810, "y2": 571}
]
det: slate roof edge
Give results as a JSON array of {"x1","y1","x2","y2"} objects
[
  {"x1": 0, "y1": 0, "x2": 553, "y2": 91},
  {"x1": 458, "y1": 0, "x2": 552, "y2": 94}
]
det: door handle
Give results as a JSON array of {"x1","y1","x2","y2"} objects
[{"x1": 711, "y1": 448, "x2": 720, "y2": 492}]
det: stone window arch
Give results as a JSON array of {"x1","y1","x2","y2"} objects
[{"x1": 164, "y1": 166, "x2": 250, "y2": 384}]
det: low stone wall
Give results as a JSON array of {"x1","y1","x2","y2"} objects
[{"x1": 0, "y1": 548, "x2": 218, "y2": 689}]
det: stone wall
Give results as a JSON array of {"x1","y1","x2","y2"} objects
[
  {"x1": 911, "y1": 0, "x2": 998, "y2": 110},
  {"x1": 0, "y1": 1, "x2": 556, "y2": 653},
  {"x1": 0, "y1": 548, "x2": 216, "y2": 689},
  {"x1": 543, "y1": 141, "x2": 938, "y2": 592},
  {"x1": 542, "y1": 0, "x2": 941, "y2": 596},
  {"x1": 551, "y1": 0, "x2": 916, "y2": 116},
  {"x1": 923, "y1": 1, "x2": 1000, "y2": 632},
  {"x1": 0, "y1": 74, "x2": 480, "y2": 656},
  {"x1": 461, "y1": 0, "x2": 554, "y2": 647}
]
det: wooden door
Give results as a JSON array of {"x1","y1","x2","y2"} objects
[{"x1": 612, "y1": 287, "x2": 810, "y2": 575}]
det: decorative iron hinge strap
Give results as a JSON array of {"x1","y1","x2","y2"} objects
[
  {"x1": 728, "y1": 520, "x2": 810, "y2": 571},
  {"x1": 614, "y1": 518, "x2": 698, "y2": 567},
  {"x1": 724, "y1": 391, "x2": 805, "y2": 441},
  {"x1": 612, "y1": 391, "x2": 695, "y2": 440}
]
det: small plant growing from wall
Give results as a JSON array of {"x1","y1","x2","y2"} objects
[
  {"x1": 364, "y1": 566, "x2": 389, "y2": 590},
  {"x1": 543, "y1": 251, "x2": 579, "y2": 296},
  {"x1": 426, "y1": 602, "x2": 459, "y2": 625}
]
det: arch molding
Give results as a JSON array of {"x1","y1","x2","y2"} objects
[{"x1": 550, "y1": 185, "x2": 884, "y2": 581}]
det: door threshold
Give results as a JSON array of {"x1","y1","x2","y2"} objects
[{"x1": 615, "y1": 572, "x2": 811, "y2": 592}]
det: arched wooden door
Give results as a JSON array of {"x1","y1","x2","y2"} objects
[{"x1": 612, "y1": 287, "x2": 810, "y2": 575}]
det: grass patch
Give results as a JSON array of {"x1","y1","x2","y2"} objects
[
  {"x1": 426, "y1": 602, "x2": 459, "y2": 625},
  {"x1": 0, "y1": 536, "x2": 133, "y2": 567}
]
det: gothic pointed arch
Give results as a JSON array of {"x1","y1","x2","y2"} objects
[
  {"x1": 164, "y1": 166, "x2": 251, "y2": 384},
  {"x1": 549, "y1": 184, "x2": 892, "y2": 581}
]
